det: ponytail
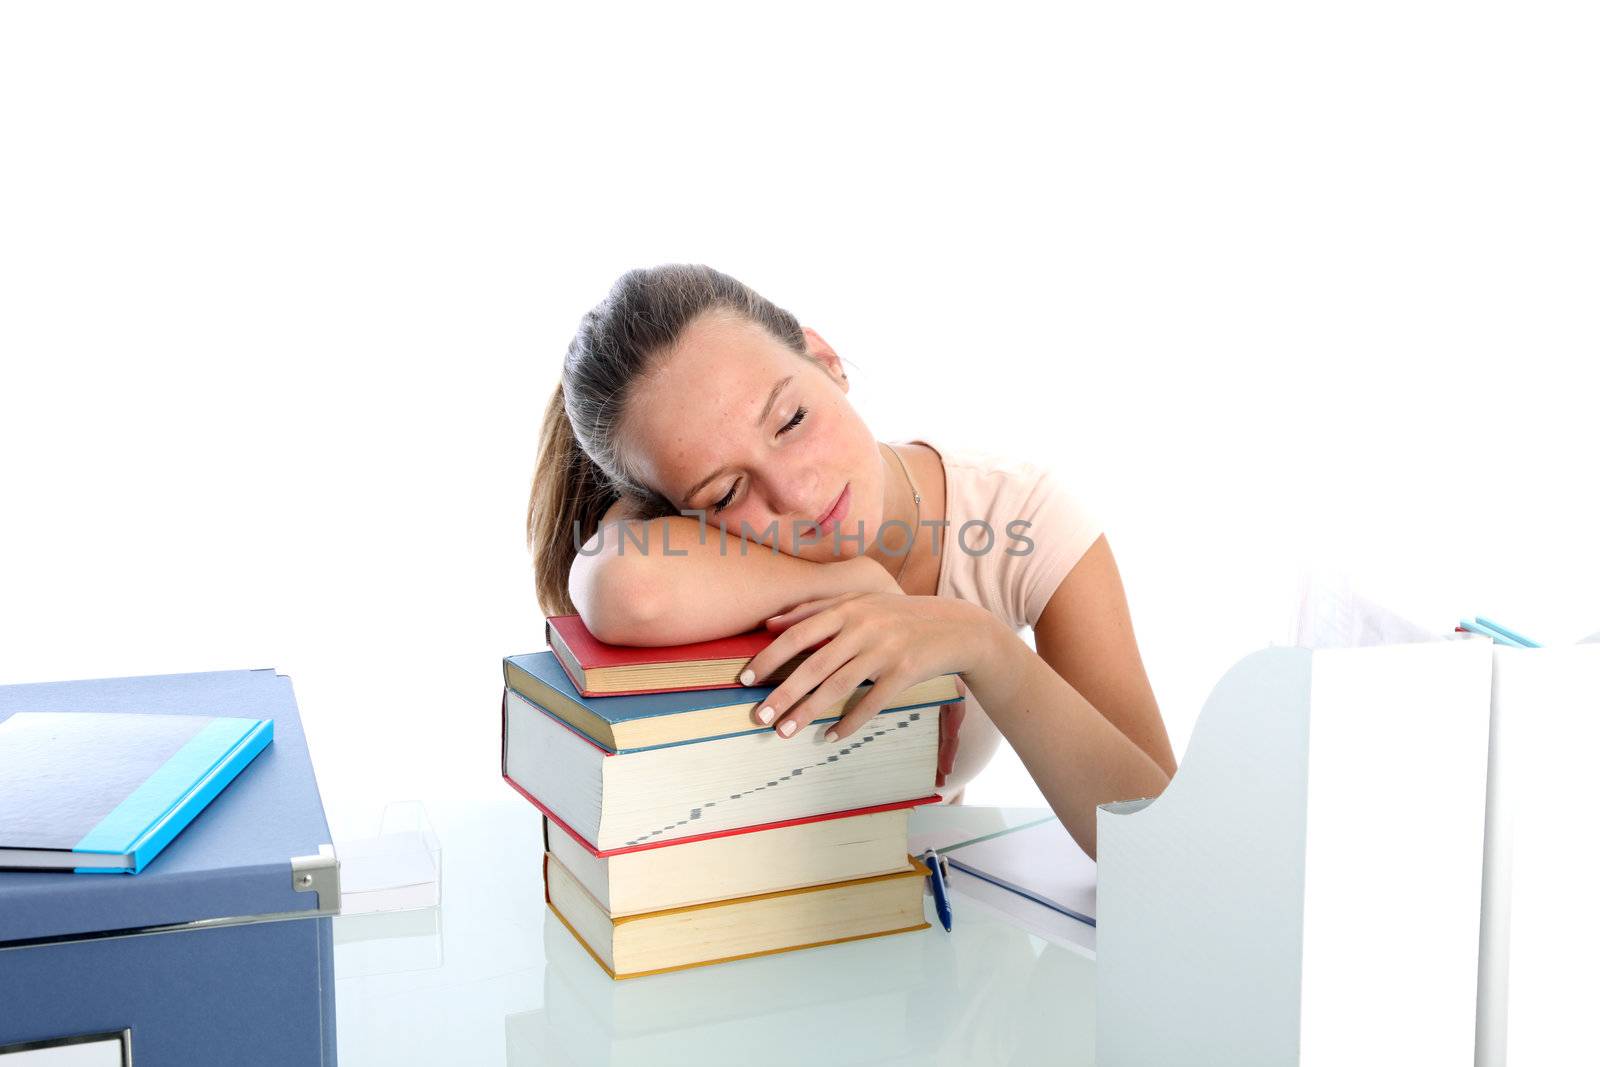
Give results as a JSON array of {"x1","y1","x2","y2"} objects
[{"x1": 527, "y1": 381, "x2": 622, "y2": 617}]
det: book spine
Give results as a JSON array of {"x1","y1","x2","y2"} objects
[
  {"x1": 508, "y1": 691, "x2": 615, "y2": 756},
  {"x1": 499, "y1": 689, "x2": 509, "y2": 777},
  {"x1": 120, "y1": 719, "x2": 275, "y2": 874}
]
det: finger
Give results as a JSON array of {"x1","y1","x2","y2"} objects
[
  {"x1": 764, "y1": 592, "x2": 852, "y2": 633},
  {"x1": 753, "y1": 623, "x2": 858, "y2": 730},
  {"x1": 821, "y1": 666, "x2": 914, "y2": 744},
  {"x1": 741, "y1": 605, "x2": 841, "y2": 687},
  {"x1": 775, "y1": 654, "x2": 877, "y2": 740}
]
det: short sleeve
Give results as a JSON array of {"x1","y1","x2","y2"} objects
[{"x1": 1002, "y1": 466, "x2": 1104, "y2": 630}]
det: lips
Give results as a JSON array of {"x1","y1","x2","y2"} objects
[{"x1": 815, "y1": 484, "x2": 849, "y2": 528}]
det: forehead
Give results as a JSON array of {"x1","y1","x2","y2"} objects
[{"x1": 624, "y1": 312, "x2": 797, "y2": 499}]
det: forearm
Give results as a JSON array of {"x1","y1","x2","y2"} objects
[
  {"x1": 572, "y1": 516, "x2": 887, "y2": 646},
  {"x1": 962, "y1": 609, "x2": 1171, "y2": 858}
]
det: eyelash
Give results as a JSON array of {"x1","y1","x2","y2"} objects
[{"x1": 710, "y1": 406, "x2": 808, "y2": 513}]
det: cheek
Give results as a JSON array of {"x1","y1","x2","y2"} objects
[
  {"x1": 807, "y1": 402, "x2": 860, "y2": 457},
  {"x1": 711, "y1": 500, "x2": 767, "y2": 540}
]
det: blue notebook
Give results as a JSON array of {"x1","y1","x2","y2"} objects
[
  {"x1": 0, "y1": 711, "x2": 273, "y2": 874},
  {"x1": 504, "y1": 649, "x2": 962, "y2": 752}
]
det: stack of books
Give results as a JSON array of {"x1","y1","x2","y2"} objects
[{"x1": 501, "y1": 614, "x2": 960, "y2": 979}]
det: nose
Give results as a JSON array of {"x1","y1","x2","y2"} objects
[{"x1": 764, "y1": 465, "x2": 820, "y2": 523}]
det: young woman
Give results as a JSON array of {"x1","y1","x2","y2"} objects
[{"x1": 526, "y1": 264, "x2": 1174, "y2": 856}]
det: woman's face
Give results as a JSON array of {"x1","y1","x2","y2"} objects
[{"x1": 617, "y1": 310, "x2": 887, "y2": 562}]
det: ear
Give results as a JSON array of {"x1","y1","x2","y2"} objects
[{"x1": 799, "y1": 326, "x2": 848, "y2": 391}]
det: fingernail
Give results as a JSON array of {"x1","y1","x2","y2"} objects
[
  {"x1": 739, "y1": 669, "x2": 755, "y2": 686},
  {"x1": 756, "y1": 705, "x2": 774, "y2": 724},
  {"x1": 824, "y1": 729, "x2": 837, "y2": 743},
  {"x1": 777, "y1": 719, "x2": 795, "y2": 738}
]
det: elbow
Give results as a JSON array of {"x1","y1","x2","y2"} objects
[
  {"x1": 1146, "y1": 756, "x2": 1177, "y2": 796},
  {"x1": 568, "y1": 553, "x2": 663, "y2": 646}
]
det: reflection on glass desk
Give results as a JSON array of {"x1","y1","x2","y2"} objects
[{"x1": 333, "y1": 793, "x2": 1095, "y2": 1066}]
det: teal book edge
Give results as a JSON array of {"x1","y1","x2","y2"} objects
[
  {"x1": 511, "y1": 684, "x2": 955, "y2": 756},
  {"x1": 506, "y1": 650, "x2": 961, "y2": 755},
  {"x1": 73, "y1": 717, "x2": 274, "y2": 874}
]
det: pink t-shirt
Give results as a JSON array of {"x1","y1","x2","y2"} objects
[{"x1": 904, "y1": 437, "x2": 1104, "y2": 802}]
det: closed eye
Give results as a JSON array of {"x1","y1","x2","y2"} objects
[
  {"x1": 709, "y1": 407, "x2": 809, "y2": 514},
  {"x1": 779, "y1": 406, "x2": 808, "y2": 435}
]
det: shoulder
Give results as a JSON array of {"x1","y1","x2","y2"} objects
[
  {"x1": 912, "y1": 437, "x2": 1103, "y2": 629},
  {"x1": 906, "y1": 436, "x2": 1032, "y2": 490},
  {"x1": 912, "y1": 436, "x2": 1081, "y2": 518}
]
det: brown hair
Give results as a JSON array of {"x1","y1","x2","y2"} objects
[{"x1": 526, "y1": 264, "x2": 810, "y2": 617}]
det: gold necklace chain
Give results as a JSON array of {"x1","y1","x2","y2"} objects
[{"x1": 886, "y1": 444, "x2": 921, "y2": 585}]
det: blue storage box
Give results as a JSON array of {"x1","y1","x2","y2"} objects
[{"x1": 0, "y1": 668, "x2": 339, "y2": 1065}]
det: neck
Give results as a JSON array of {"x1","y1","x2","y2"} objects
[{"x1": 869, "y1": 442, "x2": 921, "y2": 585}]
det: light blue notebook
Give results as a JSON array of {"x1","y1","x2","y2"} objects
[{"x1": 0, "y1": 711, "x2": 273, "y2": 874}]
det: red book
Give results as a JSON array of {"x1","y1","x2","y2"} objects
[{"x1": 544, "y1": 613, "x2": 824, "y2": 697}]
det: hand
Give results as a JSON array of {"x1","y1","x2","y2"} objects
[
  {"x1": 936, "y1": 677, "x2": 967, "y2": 789},
  {"x1": 738, "y1": 591, "x2": 989, "y2": 743},
  {"x1": 848, "y1": 553, "x2": 910, "y2": 598}
]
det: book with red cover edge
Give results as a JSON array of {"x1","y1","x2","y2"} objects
[
  {"x1": 544, "y1": 614, "x2": 828, "y2": 698},
  {"x1": 501, "y1": 691, "x2": 940, "y2": 857},
  {"x1": 513, "y1": 770, "x2": 939, "y2": 859}
]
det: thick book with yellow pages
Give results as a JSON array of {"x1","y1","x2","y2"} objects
[
  {"x1": 541, "y1": 796, "x2": 934, "y2": 916},
  {"x1": 504, "y1": 687, "x2": 940, "y2": 852},
  {"x1": 544, "y1": 851, "x2": 930, "y2": 979}
]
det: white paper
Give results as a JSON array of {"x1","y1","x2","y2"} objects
[{"x1": 943, "y1": 817, "x2": 1096, "y2": 925}]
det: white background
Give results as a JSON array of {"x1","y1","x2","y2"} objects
[{"x1": 2, "y1": 1, "x2": 1595, "y2": 835}]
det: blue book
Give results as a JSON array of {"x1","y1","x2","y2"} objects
[
  {"x1": 504, "y1": 649, "x2": 962, "y2": 753},
  {"x1": 0, "y1": 711, "x2": 272, "y2": 874}
]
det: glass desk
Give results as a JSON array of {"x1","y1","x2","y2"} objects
[{"x1": 333, "y1": 794, "x2": 1096, "y2": 1066}]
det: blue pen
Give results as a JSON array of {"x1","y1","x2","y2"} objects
[{"x1": 920, "y1": 848, "x2": 953, "y2": 932}]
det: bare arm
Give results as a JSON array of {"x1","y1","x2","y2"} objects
[
  {"x1": 568, "y1": 503, "x2": 898, "y2": 647},
  {"x1": 961, "y1": 535, "x2": 1173, "y2": 857},
  {"x1": 965, "y1": 617, "x2": 1169, "y2": 858},
  {"x1": 1032, "y1": 534, "x2": 1179, "y2": 777}
]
